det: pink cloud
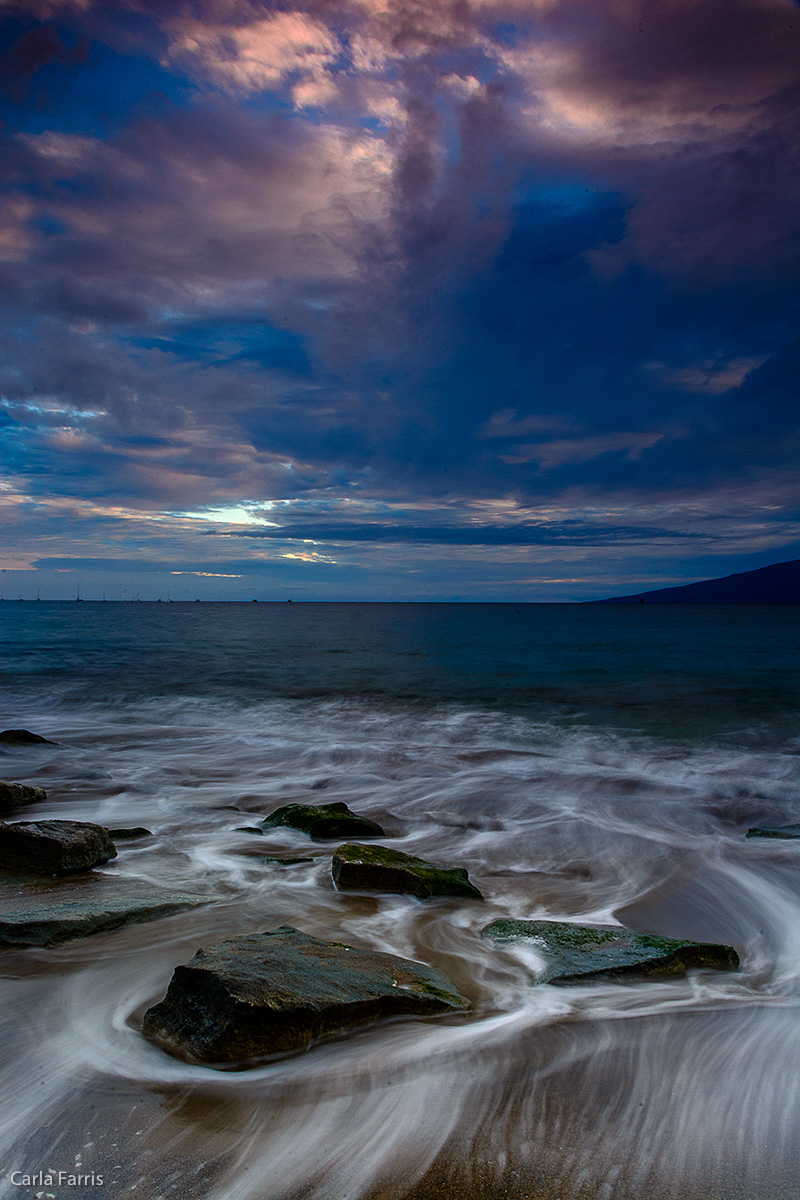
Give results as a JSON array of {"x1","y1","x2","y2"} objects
[
  {"x1": 648, "y1": 357, "x2": 769, "y2": 394},
  {"x1": 13, "y1": 107, "x2": 393, "y2": 294},
  {"x1": 164, "y1": 11, "x2": 340, "y2": 96},
  {"x1": 500, "y1": 432, "x2": 664, "y2": 468},
  {"x1": 479, "y1": 409, "x2": 574, "y2": 439}
]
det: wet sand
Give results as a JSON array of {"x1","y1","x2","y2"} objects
[{"x1": 1, "y1": 689, "x2": 798, "y2": 1200}]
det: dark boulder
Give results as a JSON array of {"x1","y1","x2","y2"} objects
[
  {"x1": 0, "y1": 873, "x2": 208, "y2": 946},
  {"x1": 0, "y1": 730, "x2": 55, "y2": 745},
  {"x1": 142, "y1": 924, "x2": 470, "y2": 1066},
  {"x1": 262, "y1": 802, "x2": 385, "y2": 841},
  {"x1": 746, "y1": 824, "x2": 800, "y2": 839},
  {"x1": 0, "y1": 782, "x2": 47, "y2": 812},
  {"x1": 481, "y1": 918, "x2": 739, "y2": 984},
  {"x1": 0, "y1": 820, "x2": 117, "y2": 875},
  {"x1": 332, "y1": 843, "x2": 483, "y2": 901},
  {"x1": 107, "y1": 826, "x2": 153, "y2": 840}
]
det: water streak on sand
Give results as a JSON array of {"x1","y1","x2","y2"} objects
[{"x1": 0, "y1": 605, "x2": 798, "y2": 1198}]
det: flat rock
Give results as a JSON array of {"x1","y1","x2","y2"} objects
[
  {"x1": 262, "y1": 802, "x2": 385, "y2": 841},
  {"x1": 746, "y1": 824, "x2": 800, "y2": 839},
  {"x1": 0, "y1": 820, "x2": 117, "y2": 875},
  {"x1": 332, "y1": 843, "x2": 483, "y2": 901},
  {"x1": 0, "y1": 730, "x2": 55, "y2": 745},
  {"x1": 0, "y1": 781, "x2": 47, "y2": 812},
  {"x1": 142, "y1": 924, "x2": 470, "y2": 1066},
  {"x1": 107, "y1": 826, "x2": 153, "y2": 840},
  {"x1": 0, "y1": 873, "x2": 208, "y2": 946},
  {"x1": 481, "y1": 918, "x2": 739, "y2": 984}
]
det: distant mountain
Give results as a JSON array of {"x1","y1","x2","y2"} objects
[{"x1": 590, "y1": 559, "x2": 800, "y2": 604}]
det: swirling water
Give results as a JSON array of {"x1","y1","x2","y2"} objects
[{"x1": 0, "y1": 602, "x2": 798, "y2": 1200}]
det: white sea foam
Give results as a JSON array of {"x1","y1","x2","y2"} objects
[{"x1": 0, "y1": 690, "x2": 798, "y2": 1198}]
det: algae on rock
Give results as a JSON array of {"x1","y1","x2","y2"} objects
[
  {"x1": 261, "y1": 802, "x2": 385, "y2": 841},
  {"x1": 332, "y1": 842, "x2": 483, "y2": 901},
  {"x1": 481, "y1": 918, "x2": 739, "y2": 984},
  {"x1": 746, "y1": 824, "x2": 800, "y2": 839}
]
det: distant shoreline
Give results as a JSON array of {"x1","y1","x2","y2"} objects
[{"x1": 2, "y1": 597, "x2": 797, "y2": 605}]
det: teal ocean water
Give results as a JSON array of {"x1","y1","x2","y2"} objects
[
  {"x1": 3, "y1": 600, "x2": 798, "y2": 733},
  {"x1": 0, "y1": 602, "x2": 798, "y2": 1200}
]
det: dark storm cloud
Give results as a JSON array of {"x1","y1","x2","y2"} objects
[
  {"x1": 1, "y1": 23, "x2": 88, "y2": 99},
  {"x1": 1, "y1": 0, "x2": 798, "y2": 595}
]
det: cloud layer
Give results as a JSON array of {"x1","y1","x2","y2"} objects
[{"x1": 1, "y1": 0, "x2": 798, "y2": 597}]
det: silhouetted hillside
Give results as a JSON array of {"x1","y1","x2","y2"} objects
[{"x1": 590, "y1": 559, "x2": 800, "y2": 604}]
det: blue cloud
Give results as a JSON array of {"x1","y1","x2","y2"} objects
[
  {"x1": 1, "y1": 0, "x2": 797, "y2": 597},
  {"x1": 216, "y1": 523, "x2": 706, "y2": 546}
]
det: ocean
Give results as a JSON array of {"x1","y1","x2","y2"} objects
[{"x1": 0, "y1": 601, "x2": 798, "y2": 1200}]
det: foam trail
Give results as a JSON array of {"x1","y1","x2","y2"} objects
[{"x1": 0, "y1": 690, "x2": 797, "y2": 1199}]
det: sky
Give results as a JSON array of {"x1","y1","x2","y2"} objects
[{"x1": 1, "y1": 0, "x2": 798, "y2": 601}]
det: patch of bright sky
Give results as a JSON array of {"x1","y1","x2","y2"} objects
[
  {"x1": 172, "y1": 505, "x2": 279, "y2": 526},
  {"x1": 1, "y1": 398, "x2": 106, "y2": 419},
  {"x1": 283, "y1": 551, "x2": 337, "y2": 563}
]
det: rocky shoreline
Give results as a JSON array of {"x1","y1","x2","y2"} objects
[{"x1": 0, "y1": 725, "x2": 751, "y2": 1070}]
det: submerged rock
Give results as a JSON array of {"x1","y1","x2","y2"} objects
[
  {"x1": 0, "y1": 730, "x2": 55, "y2": 745},
  {"x1": 332, "y1": 843, "x2": 483, "y2": 901},
  {"x1": 0, "y1": 781, "x2": 47, "y2": 812},
  {"x1": 0, "y1": 873, "x2": 207, "y2": 946},
  {"x1": 257, "y1": 855, "x2": 314, "y2": 866},
  {"x1": 746, "y1": 824, "x2": 800, "y2": 839},
  {"x1": 0, "y1": 820, "x2": 117, "y2": 875},
  {"x1": 262, "y1": 802, "x2": 385, "y2": 841},
  {"x1": 481, "y1": 918, "x2": 739, "y2": 984},
  {"x1": 107, "y1": 826, "x2": 153, "y2": 840},
  {"x1": 142, "y1": 924, "x2": 470, "y2": 1066}
]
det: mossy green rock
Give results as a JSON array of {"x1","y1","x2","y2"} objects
[
  {"x1": 746, "y1": 824, "x2": 800, "y2": 839},
  {"x1": 142, "y1": 924, "x2": 470, "y2": 1066},
  {"x1": 332, "y1": 843, "x2": 483, "y2": 901},
  {"x1": 261, "y1": 802, "x2": 385, "y2": 841},
  {"x1": 481, "y1": 918, "x2": 739, "y2": 984},
  {"x1": 107, "y1": 826, "x2": 153, "y2": 840}
]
